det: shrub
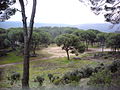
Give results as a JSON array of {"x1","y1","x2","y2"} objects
[
  {"x1": 52, "y1": 78, "x2": 62, "y2": 85},
  {"x1": 111, "y1": 70, "x2": 120, "y2": 86},
  {"x1": 94, "y1": 63, "x2": 105, "y2": 73},
  {"x1": 63, "y1": 71, "x2": 81, "y2": 84},
  {"x1": 106, "y1": 60, "x2": 120, "y2": 73},
  {"x1": 88, "y1": 70, "x2": 112, "y2": 86},
  {"x1": 7, "y1": 72, "x2": 20, "y2": 85},
  {"x1": 60, "y1": 66, "x2": 94, "y2": 85},
  {"x1": 51, "y1": 76, "x2": 60, "y2": 83},
  {"x1": 81, "y1": 66, "x2": 94, "y2": 78},
  {"x1": 35, "y1": 76, "x2": 44, "y2": 86},
  {"x1": 48, "y1": 74, "x2": 53, "y2": 82}
]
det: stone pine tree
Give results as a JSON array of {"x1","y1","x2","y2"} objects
[
  {"x1": 19, "y1": 0, "x2": 37, "y2": 88},
  {"x1": 55, "y1": 34, "x2": 85, "y2": 60},
  {"x1": 107, "y1": 33, "x2": 120, "y2": 52},
  {"x1": 97, "y1": 32, "x2": 107, "y2": 52},
  {"x1": 79, "y1": 0, "x2": 120, "y2": 24}
]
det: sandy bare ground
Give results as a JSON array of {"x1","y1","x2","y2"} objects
[
  {"x1": 42, "y1": 46, "x2": 111, "y2": 58},
  {"x1": 0, "y1": 46, "x2": 111, "y2": 68},
  {"x1": 41, "y1": 46, "x2": 75, "y2": 58}
]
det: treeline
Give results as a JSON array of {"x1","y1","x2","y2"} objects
[
  {"x1": 37, "y1": 27, "x2": 120, "y2": 52},
  {"x1": 0, "y1": 27, "x2": 120, "y2": 56},
  {"x1": 0, "y1": 28, "x2": 52, "y2": 56}
]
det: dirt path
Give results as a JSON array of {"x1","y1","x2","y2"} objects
[{"x1": 0, "y1": 46, "x2": 111, "y2": 68}]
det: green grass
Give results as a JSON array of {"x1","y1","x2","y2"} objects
[
  {"x1": 0, "y1": 56, "x2": 100, "y2": 88},
  {"x1": 0, "y1": 46, "x2": 112, "y2": 88},
  {"x1": 0, "y1": 52, "x2": 23, "y2": 65},
  {"x1": 0, "y1": 50, "x2": 52, "y2": 65}
]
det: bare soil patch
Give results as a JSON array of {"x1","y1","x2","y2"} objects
[
  {"x1": 0, "y1": 46, "x2": 112, "y2": 68},
  {"x1": 41, "y1": 46, "x2": 75, "y2": 58}
]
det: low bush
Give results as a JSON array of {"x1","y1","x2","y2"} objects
[
  {"x1": 81, "y1": 66, "x2": 94, "y2": 78},
  {"x1": 7, "y1": 72, "x2": 20, "y2": 85},
  {"x1": 61, "y1": 66, "x2": 94, "y2": 85},
  {"x1": 106, "y1": 60, "x2": 120, "y2": 73},
  {"x1": 48, "y1": 74, "x2": 53, "y2": 82},
  {"x1": 34, "y1": 76, "x2": 44, "y2": 86},
  {"x1": 88, "y1": 70, "x2": 112, "y2": 86},
  {"x1": 94, "y1": 63, "x2": 105, "y2": 73}
]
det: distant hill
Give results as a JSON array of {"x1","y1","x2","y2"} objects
[
  {"x1": 74, "y1": 23, "x2": 120, "y2": 32},
  {"x1": 0, "y1": 21, "x2": 70, "y2": 29},
  {"x1": 0, "y1": 21, "x2": 120, "y2": 32}
]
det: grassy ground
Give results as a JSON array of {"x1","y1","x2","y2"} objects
[
  {"x1": 0, "y1": 56, "x2": 100, "y2": 88},
  {"x1": 0, "y1": 52, "x2": 23, "y2": 65},
  {"x1": 0, "y1": 50, "x2": 52, "y2": 65},
  {"x1": 0, "y1": 45, "x2": 114, "y2": 88}
]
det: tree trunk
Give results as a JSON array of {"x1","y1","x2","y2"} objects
[
  {"x1": 19, "y1": 0, "x2": 37, "y2": 88},
  {"x1": 102, "y1": 45, "x2": 104, "y2": 53},
  {"x1": 22, "y1": 39, "x2": 30, "y2": 88},
  {"x1": 101, "y1": 42, "x2": 104, "y2": 53},
  {"x1": 85, "y1": 40, "x2": 88, "y2": 51},
  {"x1": 19, "y1": 0, "x2": 29, "y2": 88},
  {"x1": 66, "y1": 50, "x2": 70, "y2": 60},
  {"x1": 33, "y1": 44, "x2": 37, "y2": 55}
]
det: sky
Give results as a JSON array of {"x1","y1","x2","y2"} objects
[{"x1": 8, "y1": 0, "x2": 106, "y2": 25}]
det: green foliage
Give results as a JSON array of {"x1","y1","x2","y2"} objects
[
  {"x1": 49, "y1": 66, "x2": 94, "y2": 85},
  {"x1": 73, "y1": 30, "x2": 85, "y2": 41},
  {"x1": 0, "y1": 28, "x2": 7, "y2": 49},
  {"x1": 106, "y1": 60, "x2": 120, "y2": 73},
  {"x1": 31, "y1": 30, "x2": 52, "y2": 55},
  {"x1": 88, "y1": 70, "x2": 112, "y2": 86},
  {"x1": 0, "y1": 53, "x2": 99, "y2": 88},
  {"x1": 4, "y1": 28, "x2": 52, "y2": 55},
  {"x1": 97, "y1": 32, "x2": 107, "y2": 43},
  {"x1": 80, "y1": 66, "x2": 94, "y2": 78},
  {"x1": 37, "y1": 27, "x2": 79, "y2": 42},
  {"x1": 52, "y1": 78, "x2": 62, "y2": 85},
  {"x1": 94, "y1": 63, "x2": 105, "y2": 73},
  {"x1": 48, "y1": 74, "x2": 53, "y2": 82},
  {"x1": 7, "y1": 71, "x2": 20, "y2": 85},
  {"x1": 87, "y1": 29, "x2": 101, "y2": 34},
  {"x1": 107, "y1": 33, "x2": 120, "y2": 52},
  {"x1": 63, "y1": 71, "x2": 82, "y2": 83},
  {"x1": 7, "y1": 28, "x2": 24, "y2": 50},
  {"x1": 34, "y1": 76, "x2": 44, "y2": 86},
  {"x1": 73, "y1": 30, "x2": 96, "y2": 49},
  {"x1": 55, "y1": 34, "x2": 85, "y2": 60},
  {"x1": 55, "y1": 34, "x2": 79, "y2": 47}
]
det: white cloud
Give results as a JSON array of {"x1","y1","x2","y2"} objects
[{"x1": 8, "y1": 0, "x2": 106, "y2": 25}]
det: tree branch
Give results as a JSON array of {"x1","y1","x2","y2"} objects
[
  {"x1": 19, "y1": 0, "x2": 28, "y2": 37},
  {"x1": 113, "y1": 1, "x2": 120, "y2": 7},
  {"x1": 28, "y1": 0, "x2": 37, "y2": 41}
]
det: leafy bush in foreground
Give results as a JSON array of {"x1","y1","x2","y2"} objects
[
  {"x1": 7, "y1": 72, "x2": 20, "y2": 85},
  {"x1": 34, "y1": 76, "x2": 44, "y2": 86},
  {"x1": 88, "y1": 60, "x2": 120, "y2": 86},
  {"x1": 106, "y1": 60, "x2": 120, "y2": 73},
  {"x1": 88, "y1": 70, "x2": 112, "y2": 86}
]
